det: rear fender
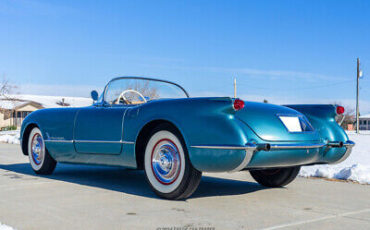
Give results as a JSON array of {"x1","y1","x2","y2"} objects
[
  {"x1": 123, "y1": 97, "x2": 254, "y2": 171},
  {"x1": 284, "y1": 104, "x2": 349, "y2": 144}
]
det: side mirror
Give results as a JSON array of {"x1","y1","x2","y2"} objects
[{"x1": 91, "y1": 90, "x2": 99, "y2": 101}]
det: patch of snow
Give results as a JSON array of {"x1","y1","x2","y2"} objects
[
  {"x1": 0, "y1": 131, "x2": 20, "y2": 144},
  {"x1": 300, "y1": 133, "x2": 370, "y2": 184},
  {"x1": 0, "y1": 130, "x2": 19, "y2": 135},
  {"x1": 0, "y1": 222, "x2": 14, "y2": 230}
]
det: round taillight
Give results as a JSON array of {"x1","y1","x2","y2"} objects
[
  {"x1": 336, "y1": 106, "x2": 345, "y2": 115},
  {"x1": 233, "y1": 99, "x2": 245, "y2": 111}
]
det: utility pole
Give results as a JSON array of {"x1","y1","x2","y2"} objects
[
  {"x1": 233, "y1": 77, "x2": 237, "y2": 98},
  {"x1": 356, "y1": 58, "x2": 360, "y2": 133}
]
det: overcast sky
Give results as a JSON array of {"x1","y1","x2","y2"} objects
[{"x1": 1, "y1": 0, "x2": 370, "y2": 114}]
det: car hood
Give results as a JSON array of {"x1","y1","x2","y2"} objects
[{"x1": 235, "y1": 101, "x2": 320, "y2": 142}]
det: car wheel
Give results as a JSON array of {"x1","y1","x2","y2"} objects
[
  {"x1": 144, "y1": 124, "x2": 202, "y2": 200},
  {"x1": 249, "y1": 166, "x2": 300, "y2": 187},
  {"x1": 28, "y1": 127, "x2": 57, "y2": 175}
]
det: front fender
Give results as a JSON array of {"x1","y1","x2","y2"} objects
[
  {"x1": 20, "y1": 108, "x2": 79, "y2": 157},
  {"x1": 20, "y1": 111, "x2": 48, "y2": 155}
]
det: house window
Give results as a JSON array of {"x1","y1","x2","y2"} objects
[
  {"x1": 22, "y1": 111, "x2": 29, "y2": 118},
  {"x1": 360, "y1": 120, "x2": 363, "y2": 125},
  {"x1": 365, "y1": 120, "x2": 368, "y2": 125}
]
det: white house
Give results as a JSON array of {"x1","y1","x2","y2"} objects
[
  {"x1": 0, "y1": 95, "x2": 92, "y2": 129},
  {"x1": 359, "y1": 114, "x2": 370, "y2": 130}
]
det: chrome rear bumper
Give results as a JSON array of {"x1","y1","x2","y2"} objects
[{"x1": 191, "y1": 140, "x2": 355, "y2": 172}]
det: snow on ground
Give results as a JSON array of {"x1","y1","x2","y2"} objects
[
  {"x1": 0, "y1": 222, "x2": 14, "y2": 230},
  {"x1": 0, "y1": 130, "x2": 20, "y2": 144},
  {"x1": 300, "y1": 132, "x2": 370, "y2": 184}
]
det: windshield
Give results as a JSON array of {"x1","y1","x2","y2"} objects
[{"x1": 103, "y1": 77, "x2": 188, "y2": 105}]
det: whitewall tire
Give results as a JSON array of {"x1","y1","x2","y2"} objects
[
  {"x1": 144, "y1": 124, "x2": 202, "y2": 200},
  {"x1": 28, "y1": 127, "x2": 57, "y2": 175}
]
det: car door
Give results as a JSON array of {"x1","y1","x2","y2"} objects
[{"x1": 73, "y1": 105, "x2": 127, "y2": 154}]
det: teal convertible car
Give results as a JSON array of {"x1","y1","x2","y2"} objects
[{"x1": 20, "y1": 77, "x2": 354, "y2": 199}]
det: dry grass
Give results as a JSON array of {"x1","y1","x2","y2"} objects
[{"x1": 306, "y1": 176, "x2": 363, "y2": 184}]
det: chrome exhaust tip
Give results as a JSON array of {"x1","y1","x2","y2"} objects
[
  {"x1": 328, "y1": 141, "x2": 344, "y2": 148},
  {"x1": 257, "y1": 143, "x2": 271, "y2": 151}
]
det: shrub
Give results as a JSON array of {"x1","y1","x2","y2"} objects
[{"x1": 2, "y1": 125, "x2": 17, "y2": 131}]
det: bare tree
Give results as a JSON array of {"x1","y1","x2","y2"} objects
[
  {"x1": 0, "y1": 77, "x2": 17, "y2": 98},
  {"x1": 129, "y1": 80, "x2": 159, "y2": 99},
  {"x1": 123, "y1": 80, "x2": 159, "y2": 103},
  {"x1": 0, "y1": 77, "x2": 18, "y2": 125}
]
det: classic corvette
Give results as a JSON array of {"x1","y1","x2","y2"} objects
[{"x1": 20, "y1": 77, "x2": 355, "y2": 199}]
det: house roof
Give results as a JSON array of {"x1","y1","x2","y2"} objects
[
  {"x1": 0, "y1": 100, "x2": 28, "y2": 110},
  {"x1": 0, "y1": 99, "x2": 43, "y2": 110},
  {"x1": 0, "y1": 94, "x2": 92, "y2": 110},
  {"x1": 14, "y1": 101, "x2": 44, "y2": 110}
]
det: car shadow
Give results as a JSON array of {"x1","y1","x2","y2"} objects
[{"x1": 0, "y1": 163, "x2": 267, "y2": 200}]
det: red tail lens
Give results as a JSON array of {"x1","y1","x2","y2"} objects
[
  {"x1": 233, "y1": 99, "x2": 245, "y2": 111},
  {"x1": 336, "y1": 106, "x2": 345, "y2": 115}
]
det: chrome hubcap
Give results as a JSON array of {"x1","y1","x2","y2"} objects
[
  {"x1": 151, "y1": 139, "x2": 181, "y2": 185},
  {"x1": 31, "y1": 134, "x2": 44, "y2": 165}
]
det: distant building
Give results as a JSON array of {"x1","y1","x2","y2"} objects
[
  {"x1": 0, "y1": 100, "x2": 43, "y2": 128},
  {"x1": 0, "y1": 95, "x2": 92, "y2": 129},
  {"x1": 359, "y1": 114, "x2": 370, "y2": 130}
]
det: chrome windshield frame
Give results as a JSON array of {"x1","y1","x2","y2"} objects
[{"x1": 101, "y1": 76, "x2": 190, "y2": 104}]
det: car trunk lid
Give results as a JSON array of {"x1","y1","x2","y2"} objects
[{"x1": 235, "y1": 101, "x2": 320, "y2": 142}]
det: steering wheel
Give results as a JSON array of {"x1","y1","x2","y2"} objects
[{"x1": 116, "y1": 89, "x2": 147, "y2": 105}]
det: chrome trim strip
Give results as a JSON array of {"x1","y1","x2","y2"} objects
[
  {"x1": 74, "y1": 140, "x2": 135, "y2": 144},
  {"x1": 45, "y1": 140, "x2": 74, "y2": 143},
  {"x1": 190, "y1": 145, "x2": 256, "y2": 150},
  {"x1": 269, "y1": 143, "x2": 325, "y2": 149},
  {"x1": 122, "y1": 141, "x2": 135, "y2": 144},
  {"x1": 45, "y1": 139, "x2": 135, "y2": 144},
  {"x1": 343, "y1": 140, "x2": 355, "y2": 147},
  {"x1": 75, "y1": 140, "x2": 121, "y2": 144}
]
